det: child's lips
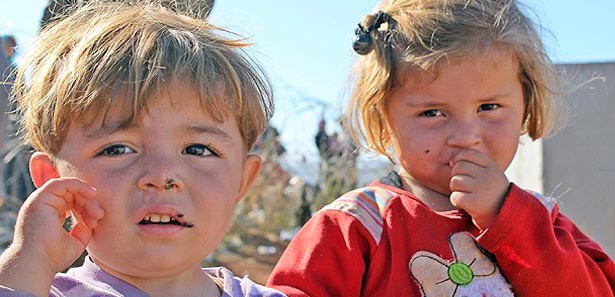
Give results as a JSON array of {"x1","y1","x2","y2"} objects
[
  {"x1": 133, "y1": 204, "x2": 192, "y2": 227},
  {"x1": 137, "y1": 221, "x2": 186, "y2": 237},
  {"x1": 139, "y1": 214, "x2": 184, "y2": 226},
  {"x1": 134, "y1": 205, "x2": 195, "y2": 237}
]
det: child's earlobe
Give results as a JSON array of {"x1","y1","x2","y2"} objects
[{"x1": 29, "y1": 152, "x2": 60, "y2": 188}]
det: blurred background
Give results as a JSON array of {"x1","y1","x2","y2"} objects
[{"x1": 1, "y1": 0, "x2": 614, "y2": 283}]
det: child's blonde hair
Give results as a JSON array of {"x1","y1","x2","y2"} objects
[
  {"x1": 345, "y1": 0, "x2": 557, "y2": 159},
  {"x1": 13, "y1": 0, "x2": 273, "y2": 156}
]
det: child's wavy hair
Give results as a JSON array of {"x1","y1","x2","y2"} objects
[
  {"x1": 345, "y1": 0, "x2": 558, "y2": 159},
  {"x1": 13, "y1": 0, "x2": 273, "y2": 156}
]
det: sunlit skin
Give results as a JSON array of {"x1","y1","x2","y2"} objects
[
  {"x1": 385, "y1": 49, "x2": 526, "y2": 230},
  {"x1": 13, "y1": 81, "x2": 262, "y2": 297}
]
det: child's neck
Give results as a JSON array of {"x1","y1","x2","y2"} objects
[
  {"x1": 93, "y1": 258, "x2": 221, "y2": 297},
  {"x1": 140, "y1": 272, "x2": 221, "y2": 297},
  {"x1": 397, "y1": 170, "x2": 457, "y2": 212}
]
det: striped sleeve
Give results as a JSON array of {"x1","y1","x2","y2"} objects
[{"x1": 319, "y1": 186, "x2": 396, "y2": 244}]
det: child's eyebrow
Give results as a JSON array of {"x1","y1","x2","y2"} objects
[
  {"x1": 476, "y1": 92, "x2": 514, "y2": 102},
  {"x1": 404, "y1": 92, "x2": 514, "y2": 108},
  {"x1": 183, "y1": 124, "x2": 233, "y2": 143},
  {"x1": 84, "y1": 122, "x2": 234, "y2": 143},
  {"x1": 83, "y1": 120, "x2": 135, "y2": 138},
  {"x1": 403, "y1": 100, "x2": 444, "y2": 109}
]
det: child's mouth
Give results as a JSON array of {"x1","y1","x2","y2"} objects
[{"x1": 138, "y1": 213, "x2": 194, "y2": 228}]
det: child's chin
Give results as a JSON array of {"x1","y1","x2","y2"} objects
[
  {"x1": 136, "y1": 223, "x2": 186, "y2": 237},
  {"x1": 93, "y1": 253, "x2": 203, "y2": 276}
]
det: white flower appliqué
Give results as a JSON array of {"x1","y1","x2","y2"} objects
[{"x1": 409, "y1": 232, "x2": 514, "y2": 296}]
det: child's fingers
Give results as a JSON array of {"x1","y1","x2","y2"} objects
[
  {"x1": 450, "y1": 178, "x2": 485, "y2": 211},
  {"x1": 83, "y1": 199, "x2": 104, "y2": 222},
  {"x1": 69, "y1": 221, "x2": 93, "y2": 247},
  {"x1": 21, "y1": 178, "x2": 100, "y2": 233},
  {"x1": 450, "y1": 148, "x2": 490, "y2": 168},
  {"x1": 450, "y1": 160, "x2": 479, "y2": 178},
  {"x1": 39, "y1": 177, "x2": 96, "y2": 196},
  {"x1": 38, "y1": 178, "x2": 98, "y2": 216},
  {"x1": 35, "y1": 191, "x2": 73, "y2": 219},
  {"x1": 50, "y1": 178, "x2": 97, "y2": 203},
  {"x1": 449, "y1": 174, "x2": 478, "y2": 193},
  {"x1": 450, "y1": 191, "x2": 469, "y2": 210},
  {"x1": 73, "y1": 200, "x2": 104, "y2": 229}
]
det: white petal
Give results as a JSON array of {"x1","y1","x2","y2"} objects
[{"x1": 409, "y1": 251, "x2": 457, "y2": 296}]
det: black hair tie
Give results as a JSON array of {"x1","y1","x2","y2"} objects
[{"x1": 352, "y1": 11, "x2": 394, "y2": 55}]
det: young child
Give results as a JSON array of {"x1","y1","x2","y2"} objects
[
  {"x1": 268, "y1": 0, "x2": 615, "y2": 296},
  {"x1": 0, "y1": 2, "x2": 285, "y2": 296}
]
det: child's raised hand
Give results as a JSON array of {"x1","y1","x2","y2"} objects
[
  {"x1": 448, "y1": 149, "x2": 510, "y2": 230},
  {"x1": 10, "y1": 178, "x2": 101, "y2": 274}
]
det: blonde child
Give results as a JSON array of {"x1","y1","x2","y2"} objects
[
  {"x1": 0, "y1": 1, "x2": 285, "y2": 296},
  {"x1": 268, "y1": 0, "x2": 615, "y2": 296}
]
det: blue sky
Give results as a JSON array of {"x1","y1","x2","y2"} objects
[{"x1": 2, "y1": 0, "x2": 615, "y2": 178}]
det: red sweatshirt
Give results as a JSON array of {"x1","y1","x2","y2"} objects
[{"x1": 268, "y1": 174, "x2": 615, "y2": 296}]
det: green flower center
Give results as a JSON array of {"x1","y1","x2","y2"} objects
[{"x1": 448, "y1": 262, "x2": 474, "y2": 285}]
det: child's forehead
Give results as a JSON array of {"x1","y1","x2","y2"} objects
[
  {"x1": 78, "y1": 82, "x2": 232, "y2": 134},
  {"x1": 401, "y1": 47, "x2": 518, "y2": 84}
]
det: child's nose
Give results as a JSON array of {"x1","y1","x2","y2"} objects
[
  {"x1": 446, "y1": 119, "x2": 482, "y2": 148},
  {"x1": 137, "y1": 157, "x2": 184, "y2": 192}
]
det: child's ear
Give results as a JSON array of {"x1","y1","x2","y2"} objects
[
  {"x1": 29, "y1": 152, "x2": 60, "y2": 188},
  {"x1": 234, "y1": 154, "x2": 262, "y2": 203}
]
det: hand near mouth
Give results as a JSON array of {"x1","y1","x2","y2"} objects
[
  {"x1": 448, "y1": 149, "x2": 510, "y2": 230},
  {"x1": 1, "y1": 177, "x2": 102, "y2": 292}
]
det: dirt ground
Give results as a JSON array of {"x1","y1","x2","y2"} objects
[
  {"x1": 205, "y1": 232, "x2": 289, "y2": 284},
  {"x1": 211, "y1": 248, "x2": 282, "y2": 284}
]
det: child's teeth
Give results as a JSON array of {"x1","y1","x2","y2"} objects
[
  {"x1": 161, "y1": 215, "x2": 171, "y2": 223},
  {"x1": 150, "y1": 214, "x2": 161, "y2": 223}
]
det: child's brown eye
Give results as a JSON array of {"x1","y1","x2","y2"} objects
[
  {"x1": 478, "y1": 103, "x2": 500, "y2": 112},
  {"x1": 99, "y1": 144, "x2": 134, "y2": 156},
  {"x1": 182, "y1": 144, "x2": 218, "y2": 157},
  {"x1": 419, "y1": 109, "x2": 443, "y2": 117}
]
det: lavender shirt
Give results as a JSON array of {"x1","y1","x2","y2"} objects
[{"x1": 0, "y1": 257, "x2": 285, "y2": 297}]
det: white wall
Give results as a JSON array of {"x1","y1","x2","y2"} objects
[
  {"x1": 543, "y1": 62, "x2": 615, "y2": 257},
  {"x1": 507, "y1": 62, "x2": 615, "y2": 258},
  {"x1": 506, "y1": 136, "x2": 544, "y2": 194}
]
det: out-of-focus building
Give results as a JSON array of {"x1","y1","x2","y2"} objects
[{"x1": 507, "y1": 61, "x2": 615, "y2": 258}]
